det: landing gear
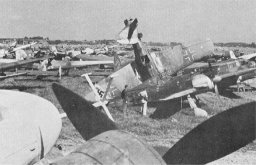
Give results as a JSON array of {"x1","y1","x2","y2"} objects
[{"x1": 187, "y1": 94, "x2": 208, "y2": 117}]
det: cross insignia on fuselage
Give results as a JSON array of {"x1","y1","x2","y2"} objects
[{"x1": 183, "y1": 48, "x2": 194, "y2": 62}]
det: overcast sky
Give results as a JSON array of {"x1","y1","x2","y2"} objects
[{"x1": 1, "y1": 0, "x2": 256, "y2": 43}]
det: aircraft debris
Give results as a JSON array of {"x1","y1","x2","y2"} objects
[{"x1": 51, "y1": 83, "x2": 256, "y2": 165}]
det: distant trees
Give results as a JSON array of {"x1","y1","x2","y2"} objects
[
  {"x1": 29, "y1": 36, "x2": 44, "y2": 40},
  {"x1": 148, "y1": 41, "x2": 170, "y2": 46},
  {"x1": 251, "y1": 42, "x2": 256, "y2": 48}
]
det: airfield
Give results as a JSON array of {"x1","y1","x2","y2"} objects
[{"x1": 1, "y1": 44, "x2": 256, "y2": 164}]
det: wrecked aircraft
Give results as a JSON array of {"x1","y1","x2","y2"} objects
[
  {"x1": 51, "y1": 83, "x2": 256, "y2": 165},
  {"x1": 84, "y1": 18, "x2": 214, "y2": 118}
]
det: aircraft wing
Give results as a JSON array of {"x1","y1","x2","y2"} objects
[
  {"x1": 239, "y1": 53, "x2": 256, "y2": 60},
  {"x1": 213, "y1": 67, "x2": 256, "y2": 82},
  {"x1": 0, "y1": 59, "x2": 18, "y2": 64},
  {"x1": 0, "y1": 72, "x2": 27, "y2": 80},
  {"x1": 12, "y1": 42, "x2": 37, "y2": 52},
  {"x1": 47, "y1": 60, "x2": 113, "y2": 70},
  {"x1": 0, "y1": 56, "x2": 53, "y2": 71},
  {"x1": 76, "y1": 54, "x2": 114, "y2": 61},
  {"x1": 159, "y1": 88, "x2": 197, "y2": 101}
]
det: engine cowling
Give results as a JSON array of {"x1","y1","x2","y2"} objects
[
  {"x1": 192, "y1": 74, "x2": 214, "y2": 89},
  {"x1": 51, "y1": 130, "x2": 166, "y2": 165}
]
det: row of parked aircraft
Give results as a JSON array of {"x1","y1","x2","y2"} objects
[
  {"x1": 0, "y1": 18, "x2": 256, "y2": 164},
  {"x1": 0, "y1": 39, "x2": 116, "y2": 80}
]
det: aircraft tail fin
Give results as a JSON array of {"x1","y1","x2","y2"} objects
[
  {"x1": 15, "y1": 49, "x2": 28, "y2": 60},
  {"x1": 229, "y1": 50, "x2": 237, "y2": 59},
  {"x1": 117, "y1": 18, "x2": 139, "y2": 44},
  {"x1": 51, "y1": 46, "x2": 58, "y2": 55}
]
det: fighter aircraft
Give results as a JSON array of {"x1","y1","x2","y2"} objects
[
  {"x1": 183, "y1": 51, "x2": 256, "y2": 96},
  {"x1": 51, "y1": 83, "x2": 256, "y2": 164},
  {"x1": 0, "y1": 90, "x2": 62, "y2": 164},
  {"x1": 83, "y1": 18, "x2": 214, "y2": 118}
]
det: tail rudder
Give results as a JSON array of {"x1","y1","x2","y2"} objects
[
  {"x1": 117, "y1": 18, "x2": 139, "y2": 44},
  {"x1": 229, "y1": 50, "x2": 237, "y2": 59}
]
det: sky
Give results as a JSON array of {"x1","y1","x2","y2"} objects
[{"x1": 0, "y1": 0, "x2": 256, "y2": 43}]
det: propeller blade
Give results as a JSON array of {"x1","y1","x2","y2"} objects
[
  {"x1": 163, "y1": 102, "x2": 256, "y2": 164},
  {"x1": 52, "y1": 83, "x2": 117, "y2": 141}
]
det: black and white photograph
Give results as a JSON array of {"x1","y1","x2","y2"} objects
[{"x1": 0, "y1": 0, "x2": 256, "y2": 164}]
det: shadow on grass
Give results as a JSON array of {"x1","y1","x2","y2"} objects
[
  {"x1": 149, "y1": 98, "x2": 185, "y2": 119},
  {"x1": 219, "y1": 88, "x2": 241, "y2": 99}
]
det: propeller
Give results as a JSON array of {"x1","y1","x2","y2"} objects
[
  {"x1": 52, "y1": 83, "x2": 117, "y2": 141},
  {"x1": 52, "y1": 83, "x2": 256, "y2": 164},
  {"x1": 163, "y1": 102, "x2": 256, "y2": 164}
]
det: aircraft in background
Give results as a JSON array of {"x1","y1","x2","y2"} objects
[
  {"x1": 75, "y1": 54, "x2": 113, "y2": 62},
  {"x1": 183, "y1": 50, "x2": 256, "y2": 96},
  {"x1": 50, "y1": 46, "x2": 67, "y2": 60},
  {"x1": 83, "y1": 18, "x2": 214, "y2": 118},
  {"x1": 0, "y1": 90, "x2": 61, "y2": 164},
  {"x1": 51, "y1": 83, "x2": 256, "y2": 165},
  {"x1": 0, "y1": 41, "x2": 37, "y2": 59},
  {"x1": 24, "y1": 56, "x2": 114, "y2": 80},
  {"x1": 230, "y1": 50, "x2": 256, "y2": 63},
  {"x1": 0, "y1": 55, "x2": 53, "y2": 79}
]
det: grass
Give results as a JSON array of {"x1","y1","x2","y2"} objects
[{"x1": 1, "y1": 67, "x2": 256, "y2": 161}]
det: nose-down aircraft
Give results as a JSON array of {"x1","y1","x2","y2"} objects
[
  {"x1": 0, "y1": 90, "x2": 62, "y2": 164},
  {"x1": 83, "y1": 18, "x2": 214, "y2": 118},
  {"x1": 51, "y1": 83, "x2": 256, "y2": 165}
]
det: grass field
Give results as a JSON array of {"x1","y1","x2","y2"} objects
[{"x1": 2, "y1": 63, "x2": 256, "y2": 163}]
